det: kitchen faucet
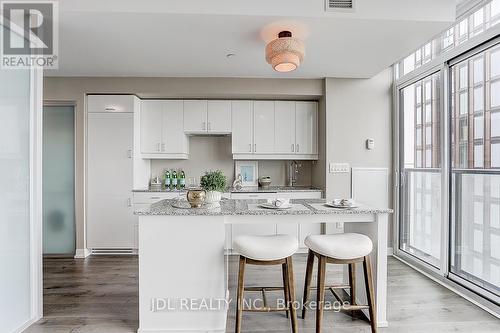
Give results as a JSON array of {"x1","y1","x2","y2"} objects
[{"x1": 288, "y1": 161, "x2": 300, "y2": 187}]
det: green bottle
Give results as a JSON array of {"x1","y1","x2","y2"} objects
[
  {"x1": 179, "y1": 170, "x2": 186, "y2": 189},
  {"x1": 171, "y1": 170, "x2": 178, "y2": 190},
  {"x1": 163, "y1": 170, "x2": 171, "y2": 190}
]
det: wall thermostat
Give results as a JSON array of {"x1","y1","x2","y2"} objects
[{"x1": 366, "y1": 138, "x2": 375, "y2": 150}]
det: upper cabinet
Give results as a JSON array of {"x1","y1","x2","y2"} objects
[
  {"x1": 140, "y1": 100, "x2": 189, "y2": 159},
  {"x1": 184, "y1": 100, "x2": 231, "y2": 134},
  {"x1": 232, "y1": 100, "x2": 318, "y2": 160}
]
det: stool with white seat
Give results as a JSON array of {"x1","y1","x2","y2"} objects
[
  {"x1": 302, "y1": 233, "x2": 377, "y2": 333},
  {"x1": 233, "y1": 234, "x2": 299, "y2": 333}
]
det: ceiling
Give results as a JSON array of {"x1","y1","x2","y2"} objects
[{"x1": 47, "y1": 0, "x2": 457, "y2": 78}]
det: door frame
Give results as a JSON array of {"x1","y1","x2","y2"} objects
[{"x1": 41, "y1": 102, "x2": 77, "y2": 256}]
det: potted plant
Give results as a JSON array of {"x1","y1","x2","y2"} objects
[{"x1": 200, "y1": 170, "x2": 227, "y2": 207}]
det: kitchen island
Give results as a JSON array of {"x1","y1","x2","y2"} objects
[{"x1": 135, "y1": 199, "x2": 392, "y2": 333}]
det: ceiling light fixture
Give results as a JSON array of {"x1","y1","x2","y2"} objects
[{"x1": 265, "y1": 31, "x2": 305, "y2": 72}]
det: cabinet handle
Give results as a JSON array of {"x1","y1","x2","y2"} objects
[
  {"x1": 127, "y1": 149, "x2": 132, "y2": 158},
  {"x1": 202, "y1": 122, "x2": 206, "y2": 130},
  {"x1": 156, "y1": 143, "x2": 161, "y2": 152},
  {"x1": 296, "y1": 144, "x2": 299, "y2": 152},
  {"x1": 249, "y1": 144, "x2": 252, "y2": 152},
  {"x1": 161, "y1": 143, "x2": 166, "y2": 151},
  {"x1": 104, "y1": 107, "x2": 116, "y2": 112},
  {"x1": 127, "y1": 198, "x2": 132, "y2": 207},
  {"x1": 150, "y1": 196, "x2": 161, "y2": 199},
  {"x1": 254, "y1": 143, "x2": 256, "y2": 152},
  {"x1": 291, "y1": 144, "x2": 294, "y2": 152}
]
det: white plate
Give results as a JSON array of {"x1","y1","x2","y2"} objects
[
  {"x1": 259, "y1": 203, "x2": 293, "y2": 210},
  {"x1": 324, "y1": 202, "x2": 358, "y2": 209}
]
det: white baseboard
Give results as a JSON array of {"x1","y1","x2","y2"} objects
[
  {"x1": 13, "y1": 317, "x2": 37, "y2": 333},
  {"x1": 74, "y1": 248, "x2": 91, "y2": 259}
]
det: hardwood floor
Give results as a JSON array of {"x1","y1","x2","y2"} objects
[{"x1": 25, "y1": 255, "x2": 500, "y2": 333}]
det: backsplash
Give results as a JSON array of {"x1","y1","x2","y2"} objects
[{"x1": 150, "y1": 136, "x2": 312, "y2": 187}]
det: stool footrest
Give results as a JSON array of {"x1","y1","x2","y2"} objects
[
  {"x1": 243, "y1": 307, "x2": 289, "y2": 312},
  {"x1": 244, "y1": 286, "x2": 284, "y2": 292}
]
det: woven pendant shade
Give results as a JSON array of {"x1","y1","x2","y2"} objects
[{"x1": 265, "y1": 31, "x2": 305, "y2": 72}]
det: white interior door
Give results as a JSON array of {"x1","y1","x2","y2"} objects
[
  {"x1": 295, "y1": 101, "x2": 318, "y2": 154},
  {"x1": 231, "y1": 101, "x2": 253, "y2": 154},
  {"x1": 140, "y1": 100, "x2": 163, "y2": 153},
  {"x1": 162, "y1": 100, "x2": 185, "y2": 153},
  {"x1": 87, "y1": 113, "x2": 135, "y2": 248},
  {"x1": 253, "y1": 101, "x2": 275, "y2": 153},
  {"x1": 183, "y1": 100, "x2": 207, "y2": 133},
  {"x1": 207, "y1": 100, "x2": 231, "y2": 133},
  {"x1": 274, "y1": 101, "x2": 296, "y2": 154}
]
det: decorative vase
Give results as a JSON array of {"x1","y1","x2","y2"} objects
[
  {"x1": 204, "y1": 191, "x2": 222, "y2": 208},
  {"x1": 186, "y1": 189, "x2": 206, "y2": 208}
]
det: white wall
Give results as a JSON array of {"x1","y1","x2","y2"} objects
[{"x1": 324, "y1": 69, "x2": 394, "y2": 243}]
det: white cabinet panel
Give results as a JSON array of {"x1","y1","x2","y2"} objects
[
  {"x1": 140, "y1": 101, "x2": 163, "y2": 154},
  {"x1": 253, "y1": 101, "x2": 275, "y2": 153},
  {"x1": 299, "y1": 224, "x2": 322, "y2": 248},
  {"x1": 162, "y1": 100, "x2": 185, "y2": 153},
  {"x1": 231, "y1": 101, "x2": 253, "y2": 154},
  {"x1": 277, "y1": 223, "x2": 299, "y2": 239},
  {"x1": 87, "y1": 112, "x2": 135, "y2": 249},
  {"x1": 295, "y1": 101, "x2": 318, "y2": 155},
  {"x1": 207, "y1": 100, "x2": 231, "y2": 133},
  {"x1": 87, "y1": 94, "x2": 134, "y2": 113},
  {"x1": 232, "y1": 223, "x2": 276, "y2": 243},
  {"x1": 274, "y1": 101, "x2": 296, "y2": 154},
  {"x1": 183, "y1": 100, "x2": 207, "y2": 133}
]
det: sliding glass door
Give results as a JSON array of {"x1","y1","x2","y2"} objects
[
  {"x1": 450, "y1": 43, "x2": 500, "y2": 301},
  {"x1": 399, "y1": 72, "x2": 443, "y2": 268}
]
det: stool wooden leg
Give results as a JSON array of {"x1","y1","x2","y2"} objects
[
  {"x1": 235, "y1": 256, "x2": 246, "y2": 333},
  {"x1": 348, "y1": 263, "x2": 356, "y2": 319},
  {"x1": 286, "y1": 256, "x2": 298, "y2": 333},
  {"x1": 282, "y1": 263, "x2": 290, "y2": 318},
  {"x1": 301, "y1": 249, "x2": 315, "y2": 319},
  {"x1": 316, "y1": 255, "x2": 326, "y2": 333},
  {"x1": 363, "y1": 255, "x2": 377, "y2": 333}
]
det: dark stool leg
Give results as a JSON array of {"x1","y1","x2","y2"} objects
[
  {"x1": 348, "y1": 263, "x2": 356, "y2": 319},
  {"x1": 363, "y1": 255, "x2": 377, "y2": 333},
  {"x1": 302, "y1": 249, "x2": 315, "y2": 319},
  {"x1": 286, "y1": 256, "x2": 298, "y2": 333},
  {"x1": 282, "y1": 262, "x2": 290, "y2": 318},
  {"x1": 235, "y1": 256, "x2": 246, "y2": 333},
  {"x1": 316, "y1": 255, "x2": 326, "y2": 333}
]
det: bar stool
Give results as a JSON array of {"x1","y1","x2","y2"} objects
[
  {"x1": 302, "y1": 233, "x2": 377, "y2": 333},
  {"x1": 233, "y1": 234, "x2": 299, "y2": 333}
]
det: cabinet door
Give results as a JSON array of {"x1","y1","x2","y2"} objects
[
  {"x1": 207, "y1": 100, "x2": 231, "y2": 133},
  {"x1": 140, "y1": 101, "x2": 163, "y2": 153},
  {"x1": 253, "y1": 101, "x2": 275, "y2": 153},
  {"x1": 162, "y1": 100, "x2": 186, "y2": 153},
  {"x1": 183, "y1": 100, "x2": 207, "y2": 133},
  {"x1": 295, "y1": 101, "x2": 318, "y2": 154},
  {"x1": 231, "y1": 101, "x2": 253, "y2": 154},
  {"x1": 274, "y1": 101, "x2": 296, "y2": 154}
]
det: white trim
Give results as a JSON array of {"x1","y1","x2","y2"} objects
[
  {"x1": 29, "y1": 66, "x2": 44, "y2": 326},
  {"x1": 387, "y1": 247, "x2": 394, "y2": 255},
  {"x1": 74, "y1": 248, "x2": 91, "y2": 259},
  {"x1": 12, "y1": 318, "x2": 38, "y2": 333}
]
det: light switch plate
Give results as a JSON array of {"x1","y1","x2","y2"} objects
[{"x1": 329, "y1": 162, "x2": 350, "y2": 173}]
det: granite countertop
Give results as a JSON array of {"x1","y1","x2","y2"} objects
[
  {"x1": 133, "y1": 186, "x2": 322, "y2": 193},
  {"x1": 134, "y1": 198, "x2": 393, "y2": 216}
]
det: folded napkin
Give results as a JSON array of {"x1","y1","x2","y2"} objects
[
  {"x1": 332, "y1": 198, "x2": 355, "y2": 207},
  {"x1": 267, "y1": 198, "x2": 290, "y2": 207}
]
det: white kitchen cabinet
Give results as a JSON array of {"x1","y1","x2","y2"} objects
[
  {"x1": 295, "y1": 101, "x2": 318, "y2": 155},
  {"x1": 231, "y1": 101, "x2": 253, "y2": 154},
  {"x1": 253, "y1": 101, "x2": 275, "y2": 153},
  {"x1": 87, "y1": 112, "x2": 135, "y2": 250},
  {"x1": 274, "y1": 101, "x2": 296, "y2": 154},
  {"x1": 140, "y1": 100, "x2": 163, "y2": 154},
  {"x1": 140, "y1": 100, "x2": 189, "y2": 159},
  {"x1": 207, "y1": 100, "x2": 231, "y2": 133},
  {"x1": 183, "y1": 100, "x2": 208, "y2": 133}
]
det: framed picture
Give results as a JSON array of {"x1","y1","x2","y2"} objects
[{"x1": 235, "y1": 161, "x2": 258, "y2": 187}]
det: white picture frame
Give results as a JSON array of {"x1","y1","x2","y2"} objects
[{"x1": 235, "y1": 161, "x2": 259, "y2": 187}]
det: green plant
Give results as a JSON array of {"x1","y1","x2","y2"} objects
[{"x1": 200, "y1": 170, "x2": 227, "y2": 192}]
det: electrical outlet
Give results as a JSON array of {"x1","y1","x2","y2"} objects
[{"x1": 329, "y1": 163, "x2": 350, "y2": 173}]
